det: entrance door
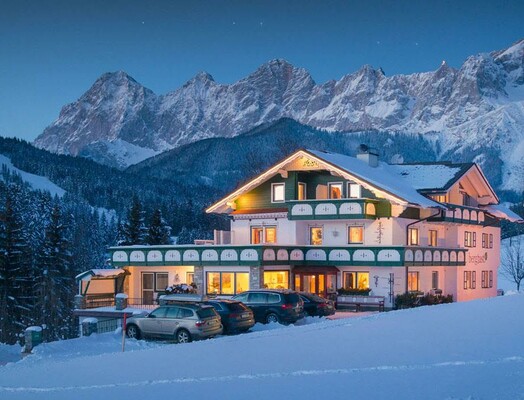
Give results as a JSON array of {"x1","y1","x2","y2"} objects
[
  {"x1": 142, "y1": 273, "x2": 155, "y2": 305},
  {"x1": 294, "y1": 271, "x2": 336, "y2": 298}
]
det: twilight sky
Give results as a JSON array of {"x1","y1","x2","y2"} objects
[{"x1": 1, "y1": 0, "x2": 523, "y2": 141}]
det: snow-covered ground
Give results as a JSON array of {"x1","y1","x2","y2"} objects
[{"x1": 1, "y1": 296, "x2": 524, "y2": 399}]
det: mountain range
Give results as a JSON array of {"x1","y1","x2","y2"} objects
[{"x1": 34, "y1": 39, "x2": 524, "y2": 194}]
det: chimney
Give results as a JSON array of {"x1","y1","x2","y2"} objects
[{"x1": 356, "y1": 144, "x2": 379, "y2": 167}]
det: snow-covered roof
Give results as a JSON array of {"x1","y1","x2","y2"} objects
[
  {"x1": 307, "y1": 150, "x2": 441, "y2": 208},
  {"x1": 389, "y1": 163, "x2": 470, "y2": 191},
  {"x1": 75, "y1": 269, "x2": 127, "y2": 281},
  {"x1": 481, "y1": 204, "x2": 523, "y2": 223}
]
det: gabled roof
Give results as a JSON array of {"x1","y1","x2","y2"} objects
[
  {"x1": 389, "y1": 162, "x2": 473, "y2": 191},
  {"x1": 75, "y1": 268, "x2": 128, "y2": 281},
  {"x1": 206, "y1": 149, "x2": 442, "y2": 213}
]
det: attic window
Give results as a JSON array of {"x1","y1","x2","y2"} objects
[{"x1": 272, "y1": 183, "x2": 285, "y2": 203}]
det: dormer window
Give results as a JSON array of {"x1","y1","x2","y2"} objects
[
  {"x1": 272, "y1": 183, "x2": 285, "y2": 203},
  {"x1": 348, "y1": 183, "x2": 361, "y2": 198},
  {"x1": 328, "y1": 182, "x2": 343, "y2": 199}
]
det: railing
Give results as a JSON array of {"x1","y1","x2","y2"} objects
[
  {"x1": 85, "y1": 294, "x2": 115, "y2": 309},
  {"x1": 96, "y1": 318, "x2": 122, "y2": 334},
  {"x1": 286, "y1": 198, "x2": 391, "y2": 220},
  {"x1": 126, "y1": 297, "x2": 159, "y2": 310},
  {"x1": 428, "y1": 204, "x2": 496, "y2": 226}
]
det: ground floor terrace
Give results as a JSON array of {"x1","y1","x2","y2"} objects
[{"x1": 74, "y1": 244, "x2": 499, "y2": 310}]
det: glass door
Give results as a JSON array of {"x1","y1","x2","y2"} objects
[{"x1": 142, "y1": 273, "x2": 154, "y2": 305}]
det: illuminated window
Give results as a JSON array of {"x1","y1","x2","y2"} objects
[
  {"x1": 463, "y1": 271, "x2": 476, "y2": 289},
  {"x1": 348, "y1": 183, "x2": 361, "y2": 198},
  {"x1": 348, "y1": 226, "x2": 364, "y2": 244},
  {"x1": 298, "y1": 182, "x2": 306, "y2": 200},
  {"x1": 430, "y1": 194, "x2": 447, "y2": 203},
  {"x1": 409, "y1": 228, "x2": 419, "y2": 245},
  {"x1": 428, "y1": 230, "x2": 437, "y2": 247},
  {"x1": 206, "y1": 272, "x2": 249, "y2": 295},
  {"x1": 251, "y1": 226, "x2": 276, "y2": 244},
  {"x1": 186, "y1": 272, "x2": 194, "y2": 285},
  {"x1": 310, "y1": 227, "x2": 323, "y2": 245},
  {"x1": 251, "y1": 227, "x2": 263, "y2": 244},
  {"x1": 265, "y1": 227, "x2": 277, "y2": 243},
  {"x1": 342, "y1": 272, "x2": 369, "y2": 289},
  {"x1": 155, "y1": 273, "x2": 169, "y2": 292},
  {"x1": 328, "y1": 182, "x2": 343, "y2": 199},
  {"x1": 272, "y1": 183, "x2": 285, "y2": 203},
  {"x1": 408, "y1": 271, "x2": 419, "y2": 291},
  {"x1": 263, "y1": 271, "x2": 289, "y2": 289}
]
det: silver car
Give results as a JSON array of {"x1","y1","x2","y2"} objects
[{"x1": 125, "y1": 304, "x2": 223, "y2": 343}]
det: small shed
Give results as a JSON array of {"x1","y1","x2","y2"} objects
[{"x1": 75, "y1": 269, "x2": 129, "y2": 308}]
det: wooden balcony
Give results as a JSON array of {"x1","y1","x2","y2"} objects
[
  {"x1": 109, "y1": 244, "x2": 466, "y2": 268},
  {"x1": 286, "y1": 198, "x2": 391, "y2": 220},
  {"x1": 428, "y1": 204, "x2": 498, "y2": 226}
]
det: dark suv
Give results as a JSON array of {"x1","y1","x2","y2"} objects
[{"x1": 232, "y1": 289, "x2": 304, "y2": 324}]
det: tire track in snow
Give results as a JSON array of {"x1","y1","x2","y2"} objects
[{"x1": 1, "y1": 356, "x2": 523, "y2": 393}]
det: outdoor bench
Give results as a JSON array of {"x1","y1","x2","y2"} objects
[{"x1": 336, "y1": 295, "x2": 385, "y2": 312}]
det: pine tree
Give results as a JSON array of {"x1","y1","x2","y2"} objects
[
  {"x1": 147, "y1": 209, "x2": 172, "y2": 245},
  {"x1": 120, "y1": 198, "x2": 147, "y2": 245}
]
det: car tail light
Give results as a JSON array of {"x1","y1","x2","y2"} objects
[
  {"x1": 318, "y1": 302, "x2": 328, "y2": 308},
  {"x1": 229, "y1": 313, "x2": 239, "y2": 319},
  {"x1": 281, "y1": 303, "x2": 293, "y2": 309},
  {"x1": 195, "y1": 320, "x2": 205, "y2": 328}
]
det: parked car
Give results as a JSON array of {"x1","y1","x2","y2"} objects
[
  {"x1": 299, "y1": 293, "x2": 336, "y2": 317},
  {"x1": 203, "y1": 299, "x2": 255, "y2": 333},
  {"x1": 125, "y1": 304, "x2": 223, "y2": 343},
  {"x1": 232, "y1": 289, "x2": 304, "y2": 324}
]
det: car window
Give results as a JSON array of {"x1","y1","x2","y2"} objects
[
  {"x1": 232, "y1": 293, "x2": 248, "y2": 302},
  {"x1": 299, "y1": 295, "x2": 310, "y2": 303},
  {"x1": 286, "y1": 293, "x2": 301, "y2": 304},
  {"x1": 165, "y1": 307, "x2": 179, "y2": 318},
  {"x1": 228, "y1": 302, "x2": 247, "y2": 312},
  {"x1": 207, "y1": 302, "x2": 223, "y2": 311},
  {"x1": 178, "y1": 308, "x2": 194, "y2": 318},
  {"x1": 248, "y1": 293, "x2": 268, "y2": 304},
  {"x1": 149, "y1": 308, "x2": 167, "y2": 318},
  {"x1": 197, "y1": 307, "x2": 218, "y2": 319},
  {"x1": 267, "y1": 293, "x2": 281, "y2": 304}
]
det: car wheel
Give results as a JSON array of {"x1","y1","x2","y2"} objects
[
  {"x1": 176, "y1": 329, "x2": 192, "y2": 344},
  {"x1": 126, "y1": 324, "x2": 141, "y2": 339},
  {"x1": 266, "y1": 313, "x2": 279, "y2": 324}
]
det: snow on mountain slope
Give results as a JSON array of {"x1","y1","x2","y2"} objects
[
  {"x1": 1, "y1": 295, "x2": 524, "y2": 399},
  {"x1": 0, "y1": 154, "x2": 65, "y2": 197},
  {"x1": 34, "y1": 39, "x2": 524, "y2": 192}
]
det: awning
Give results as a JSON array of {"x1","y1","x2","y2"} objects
[
  {"x1": 480, "y1": 204, "x2": 523, "y2": 223},
  {"x1": 75, "y1": 268, "x2": 128, "y2": 282},
  {"x1": 293, "y1": 266, "x2": 339, "y2": 274}
]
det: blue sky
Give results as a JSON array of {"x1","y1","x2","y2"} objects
[{"x1": 1, "y1": 0, "x2": 523, "y2": 141}]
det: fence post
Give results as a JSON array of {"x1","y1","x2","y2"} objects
[
  {"x1": 115, "y1": 293, "x2": 128, "y2": 310},
  {"x1": 74, "y1": 294, "x2": 86, "y2": 309},
  {"x1": 81, "y1": 318, "x2": 98, "y2": 336}
]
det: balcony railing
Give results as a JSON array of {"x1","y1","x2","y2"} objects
[
  {"x1": 286, "y1": 198, "x2": 391, "y2": 220},
  {"x1": 428, "y1": 204, "x2": 497, "y2": 226},
  {"x1": 109, "y1": 244, "x2": 467, "y2": 268}
]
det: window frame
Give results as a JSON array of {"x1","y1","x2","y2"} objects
[
  {"x1": 408, "y1": 228, "x2": 419, "y2": 246},
  {"x1": 428, "y1": 230, "x2": 438, "y2": 247},
  {"x1": 297, "y1": 182, "x2": 307, "y2": 200},
  {"x1": 271, "y1": 183, "x2": 285, "y2": 203},
  {"x1": 328, "y1": 182, "x2": 344, "y2": 199},
  {"x1": 309, "y1": 226, "x2": 323, "y2": 245},
  {"x1": 431, "y1": 271, "x2": 439, "y2": 290},
  {"x1": 206, "y1": 271, "x2": 250, "y2": 295},
  {"x1": 342, "y1": 271, "x2": 370, "y2": 290},
  {"x1": 250, "y1": 225, "x2": 277, "y2": 244},
  {"x1": 348, "y1": 225, "x2": 364, "y2": 244},
  {"x1": 407, "y1": 271, "x2": 419, "y2": 292},
  {"x1": 347, "y1": 182, "x2": 361, "y2": 199},
  {"x1": 464, "y1": 231, "x2": 476, "y2": 248}
]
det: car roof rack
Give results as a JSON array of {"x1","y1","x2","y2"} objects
[{"x1": 158, "y1": 294, "x2": 209, "y2": 305}]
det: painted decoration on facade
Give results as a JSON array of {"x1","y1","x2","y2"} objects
[
  {"x1": 220, "y1": 249, "x2": 238, "y2": 262},
  {"x1": 433, "y1": 251, "x2": 441, "y2": 263},
  {"x1": 374, "y1": 221, "x2": 384, "y2": 244},
  {"x1": 290, "y1": 249, "x2": 304, "y2": 261},
  {"x1": 454, "y1": 209, "x2": 461, "y2": 219},
  {"x1": 146, "y1": 250, "x2": 162, "y2": 262},
  {"x1": 414, "y1": 250, "x2": 423, "y2": 262},
  {"x1": 470, "y1": 210, "x2": 477, "y2": 221},
  {"x1": 183, "y1": 250, "x2": 199, "y2": 262},
  {"x1": 377, "y1": 249, "x2": 400, "y2": 262},
  {"x1": 478, "y1": 212, "x2": 485, "y2": 222},
  {"x1": 240, "y1": 249, "x2": 258, "y2": 261},
  {"x1": 463, "y1": 209, "x2": 470, "y2": 220},
  {"x1": 130, "y1": 251, "x2": 145, "y2": 262},
  {"x1": 291, "y1": 204, "x2": 313, "y2": 216},
  {"x1": 113, "y1": 251, "x2": 128, "y2": 262},
  {"x1": 405, "y1": 249, "x2": 414, "y2": 262},
  {"x1": 458, "y1": 251, "x2": 465, "y2": 262},
  {"x1": 329, "y1": 249, "x2": 350, "y2": 262},
  {"x1": 277, "y1": 249, "x2": 289, "y2": 261},
  {"x1": 315, "y1": 203, "x2": 337, "y2": 215},
  {"x1": 263, "y1": 249, "x2": 276, "y2": 261},
  {"x1": 353, "y1": 249, "x2": 375, "y2": 261},
  {"x1": 201, "y1": 249, "x2": 219, "y2": 261},
  {"x1": 365, "y1": 203, "x2": 376, "y2": 215},
  {"x1": 442, "y1": 251, "x2": 449, "y2": 262},
  {"x1": 450, "y1": 251, "x2": 457, "y2": 262},
  {"x1": 165, "y1": 250, "x2": 181, "y2": 262},
  {"x1": 306, "y1": 249, "x2": 327, "y2": 261},
  {"x1": 339, "y1": 202, "x2": 362, "y2": 214},
  {"x1": 424, "y1": 250, "x2": 432, "y2": 262}
]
